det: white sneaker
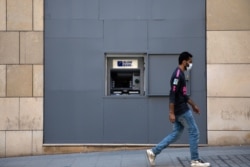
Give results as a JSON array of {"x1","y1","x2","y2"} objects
[
  {"x1": 191, "y1": 159, "x2": 210, "y2": 167},
  {"x1": 146, "y1": 149, "x2": 155, "y2": 166}
]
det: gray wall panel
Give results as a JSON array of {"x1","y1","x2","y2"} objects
[
  {"x1": 45, "y1": 91, "x2": 104, "y2": 143},
  {"x1": 104, "y1": 21, "x2": 148, "y2": 52},
  {"x1": 103, "y1": 98, "x2": 148, "y2": 143},
  {"x1": 45, "y1": 38, "x2": 104, "y2": 91},
  {"x1": 149, "y1": 20, "x2": 205, "y2": 38},
  {"x1": 148, "y1": 38, "x2": 205, "y2": 54},
  {"x1": 147, "y1": 97, "x2": 169, "y2": 143},
  {"x1": 45, "y1": 0, "x2": 99, "y2": 19},
  {"x1": 151, "y1": 0, "x2": 205, "y2": 20},
  {"x1": 45, "y1": 20, "x2": 103, "y2": 38},
  {"x1": 100, "y1": 0, "x2": 149, "y2": 20}
]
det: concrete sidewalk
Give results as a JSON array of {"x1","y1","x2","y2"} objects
[{"x1": 0, "y1": 145, "x2": 249, "y2": 167}]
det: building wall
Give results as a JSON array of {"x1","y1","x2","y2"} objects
[
  {"x1": 0, "y1": 0, "x2": 44, "y2": 157},
  {"x1": 44, "y1": 0, "x2": 207, "y2": 144},
  {"x1": 0, "y1": 0, "x2": 249, "y2": 157},
  {"x1": 207, "y1": 0, "x2": 250, "y2": 145}
]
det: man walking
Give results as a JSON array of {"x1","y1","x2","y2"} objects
[{"x1": 146, "y1": 52, "x2": 210, "y2": 167}]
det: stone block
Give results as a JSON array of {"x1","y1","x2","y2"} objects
[
  {"x1": 207, "y1": 0, "x2": 250, "y2": 30},
  {"x1": 207, "y1": 31, "x2": 250, "y2": 64},
  {"x1": 208, "y1": 131, "x2": 250, "y2": 145},
  {"x1": 7, "y1": 0, "x2": 32, "y2": 30},
  {"x1": 20, "y1": 32, "x2": 43, "y2": 64},
  {"x1": 33, "y1": 65, "x2": 43, "y2": 97},
  {"x1": 6, "y1": 131, "x2": 32, "y2": 157},
  {"x1": 34, "y1": 0, "x2": 44, "y2": 31},
  {"x1": 43, "y1": 146, "x2": 85, "y2": 155},
  {"x1": 207, "y1": 64, "x2": 250, "y2": 97},
  {"x1": 0, "y1": 98, "x2": 19, "y2": 130},
  {"x1": 32, "y1": 131, "x2": 44, "y2": 155},
  {"x1": 208, "y1": 97, "x2": 250, "y2": 131},
  {"x1": 0, "y1": 32, "x2": 19, "y2": 64},
  {"x1": 7, "y1": 65, "x2": 33, "y2": 96},
  {"x1": 0, "y1": 0, "x2": 6, "y2": 30},
  {"x1": 0, "y1": 131, "x2": 5, "y2": 157},
  {"x1": 20, "y1": 98, "x2": 43, "y2": 130},
  {"x1": 0, "y1": 65, "x2": 6, "y2": 96}
]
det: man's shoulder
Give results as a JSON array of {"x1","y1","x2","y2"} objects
[{"x1": 172, "y1": 67, "x2": 183, "y2": 78}]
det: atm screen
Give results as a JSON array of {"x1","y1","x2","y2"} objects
[
  {"x1": 110, "y1": 69, "x2": 140, "y2": 95},
  {"x1": 111, "y1": 70, "x2": 133, "y2": 88}
]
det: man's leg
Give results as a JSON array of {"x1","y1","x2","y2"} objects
[
  {"x1": 178, "y1": 110, "x2": 199, "y2": 160},
  {"x1": 146, "y1": 117, "x2": 184, "y2": 165},
  {"x1": 179, "y1": 110, "x2": 210, "y2": 166},
  {"x1": 152, "y1": 121, "x2": 184, "y2": 155}
]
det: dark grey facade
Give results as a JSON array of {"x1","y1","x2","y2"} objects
[{"x1": 44, "y1": 0, "x2": 206, "y2": 144}]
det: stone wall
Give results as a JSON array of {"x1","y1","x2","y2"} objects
[
  {"x1": 0, "y1": 0, "x2": 44, "y2": 157},
  {"x1": 0, "y1": 0, "x2": 250, "y2": 157},
  {"x1": 207, "y1": 0, "x2": 250, "y2": 145}
]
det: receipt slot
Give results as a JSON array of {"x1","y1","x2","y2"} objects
[{"x1": 106, "y1": 56, "x2": 144, "y2": 96}]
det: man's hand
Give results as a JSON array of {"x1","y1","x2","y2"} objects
[
  {"x1": 192, "y1": 105, "x2": 200, "y2": 114},
  {"x1": 187, "y1": 99, "x2": 200, "y2": 114},
  {"x1": 169, "y1": 112, "x2": 176, "y2": 123}
]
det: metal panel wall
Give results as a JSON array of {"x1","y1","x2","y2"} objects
[{"x1": 44, "y1": 0, "x2": 206, "y2": 144}]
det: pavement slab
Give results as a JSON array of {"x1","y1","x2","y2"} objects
[{"x1": 0, "y1": 145, "x2": 249, "y2": 167}]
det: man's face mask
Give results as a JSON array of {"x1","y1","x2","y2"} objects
[{"x1": 186, "y1": 63, "x2": 193, "y2": 71}]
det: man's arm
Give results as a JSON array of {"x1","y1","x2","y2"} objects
[
  {"x1": 169, "y1": 103, "x2": 175, "y2": 123},
  {"x1": 187, "y1": 98, "x2": 200, "y2": 114},
  {"x1": 169, "y1": 69, "x2": 180, "y2": 123}
]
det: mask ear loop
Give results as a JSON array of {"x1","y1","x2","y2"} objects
[{"x1": 185, "y1": 61, "x2": 189, "y2": 69}]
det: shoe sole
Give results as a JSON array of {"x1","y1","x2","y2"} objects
[{"x1": 191, "y1": 164, "x2": 210, "y2": 167}]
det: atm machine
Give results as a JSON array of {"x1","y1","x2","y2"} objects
[{"x1": 106, "y1": 56, "x2": 144, "y2": 96}]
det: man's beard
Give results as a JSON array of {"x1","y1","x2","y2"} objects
[{"x1": 184, "y1": 65, "x2": 188, "y2": 71}]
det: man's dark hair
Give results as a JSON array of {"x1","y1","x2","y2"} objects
[{"x1": 178, "y1": 51, "x2": 193, "y2": 65}]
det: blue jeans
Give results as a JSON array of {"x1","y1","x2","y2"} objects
[{"x1": 152, "y1": 110, "x2": 200, "y2": 160}]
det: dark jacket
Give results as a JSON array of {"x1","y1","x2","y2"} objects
[{"x1": 169, "y1": 67, "x2": 189, "y2": 115}]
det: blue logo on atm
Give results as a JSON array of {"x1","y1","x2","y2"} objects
[
  {"x1": 117, "y1": 60, "x2": 132, "y2": 67},
  {"x1": 117, "y1": 61, "x2": 123, "y2": 67}
]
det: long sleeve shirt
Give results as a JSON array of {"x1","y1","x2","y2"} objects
[{"x1": 169, "y1": 67, "x2": 190, "y2": 115}]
